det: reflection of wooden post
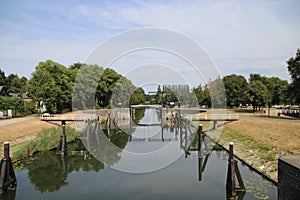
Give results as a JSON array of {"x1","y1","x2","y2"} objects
[
  {"x1": 226, "y1": 142, "x2": 245, "y2": 197},
  {"x1": 106, "y1": 112, "x2": 111, "y2": 128},
  {"x1": 57, "y1": 121, "x2": 67, "y2": 155},
  {"x1": 0, "y1": 142, "x2": 17, "y2": 193}
]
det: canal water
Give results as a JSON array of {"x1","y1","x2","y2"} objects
[{"x1": 2, "y1": 109, "x2": 277, "y2": 199}]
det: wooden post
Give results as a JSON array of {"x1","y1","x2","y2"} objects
[
  {"x1": 0, "y1": 142, "x2": 17, "y2": 193},
  {"x1": 106, "y1": 112, "x2": 111, "y2": 128},
  {"x1": 226, "y1": 142, "x2": 245, "y2": 198},
  {"x1": 56, "y1": 121, "x2": 67, "y2": 155},
  {"x1": 198, "y1": 125, "x2": 203, "y2": 151},
  {"x1": 213, "y1": 120, "x2": 217, "y2": 130}
]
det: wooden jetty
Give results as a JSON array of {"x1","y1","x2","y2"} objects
[{"x1": 40, "y1": 114, "x2": 97, "y2": 122}]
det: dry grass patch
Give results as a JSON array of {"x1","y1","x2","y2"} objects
[
  {"x1": 0, "y1": 118, "x2": 59, "y2": 156},
  {"x1": 225, "y1": 116, "x2": 300, "y2": 154}
]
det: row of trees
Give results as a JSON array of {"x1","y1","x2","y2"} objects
[
  {"x1": 192, "y1": 49, "x2": 300, "y2": 110},
  {"x1": 1, "y1": 60, "x2": 144, "y2": 114},
  {"x1": 144, "y1": 70, "x2": 294, "y2": 110},
  {"x1": 1, "y1": 49, "x2": 299, "y2": 113}
]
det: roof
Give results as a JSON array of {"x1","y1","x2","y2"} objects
[{"x1": 0, "y1": 85, "x2": 9, "y2": 96}]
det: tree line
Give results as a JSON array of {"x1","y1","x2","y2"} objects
[
  {"x1": 194, "y1": 49, "x2": 300, "y2": 110},
  {"x1": 0, "y1": 60, "x2": 143, "y2": 114},
  {"x1": 0, "y1": 48, "x2": 299, "y2": 114}
]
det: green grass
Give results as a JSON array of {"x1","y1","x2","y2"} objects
[
  {"x1": 12, "y1": 126, "x2": 79, "y2": 160},
  {"x1": 219, "y1": 126, "x2": 281, "y2": 181}
]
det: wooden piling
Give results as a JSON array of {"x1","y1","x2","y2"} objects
[
  {"x1": 198, "y1": 125, "x2": 203, "y2": 151},
  {"x1": 226, "y1": 142, "x2": 245, "y2": 197},
  {"x1": 0, "y1": 142, "x2": 17, "y2": 193},
  {"x1": 56, "y1": 121, "x2": 67, "y2": 155},
  {"x1": 213, "y1": 120, "x2": 217, "y2": 130},
  {"x1": 106, "y1": 112, "x2": 111, "y2": 128}
]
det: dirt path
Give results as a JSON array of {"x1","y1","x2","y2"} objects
[
  {"x1": 0, "y1": 117, "x2": 59, "y2": 156},
  {"x1": 0, "y1": 116, "x2": 36, "y2": 127}
]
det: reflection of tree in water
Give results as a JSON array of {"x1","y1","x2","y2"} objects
[
  {"x1": 20, "y1": 141, "x2": 104, "y2": 193},
  {"x1": 84, "y1": 127, "x2": 130, "y2": 166}
]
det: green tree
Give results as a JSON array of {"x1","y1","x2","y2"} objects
[
  {"x1": 209, "y1": 77, "x2": 226, "y2": 108},
  {"x1": 96, "y1": 68, "x2": 121, "y2": 108},
  {"x1": 130, "y1": 87, "x2": 145, "y2": 105},
  {"x1": 263, "y1": 77, "x2": 289, "y2": 105},
  {"x1": 72, "y1": 64, "x2": 103, "y2": 110},
  {"x1": 193, "y1": 84, "x2": 205, "y2": 106},
  {"x1": 156, "y1": 85, "x2": 162, "y2": 104},
  {"x1": 223, "y1": 74, "x2": 248, "y2": 108},
  {"x1": 287, "y1": 48, "x2": 300, "y2": 104},
  {"x1": 28, "y1": 60, "x2": 73, "y2": 113},
  {"x1": 0, "y1": 96, "x2": 25, "y2": 116},
  {"x1": 249, "y1": 73, "x2": 289, "y2": 105},
  {"x1": 247, "y1": 80, "x2": 269, "y2": 111},
  {"x1": 202, "y1": 84, "x2": 211, "y2": 107},
  {"x1": 0, "y1": 69, "x2": 6, "y2": 85},
  {"x1": 111, "y1": 76, "x2": 136, "y2": 107},
  {"x1": 6, "y1": 74, "x2": 27, "y2": 94}
]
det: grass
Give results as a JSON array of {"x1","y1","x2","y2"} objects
[
  {"x1": 12, "y1": 126, "x2": 79, "y2": 160},
  {"x1": 218, "y1": 126, "x2": 283, "y2": 181}
]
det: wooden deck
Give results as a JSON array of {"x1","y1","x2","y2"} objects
[
  {"x1": 40, "y1": 114, "x2": 97, "y2": 122},
  {"x1": 186, "y1": 114, "x2": 239, "y2": 121}
]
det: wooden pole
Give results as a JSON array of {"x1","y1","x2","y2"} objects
[
  {"x1": 56, "y1": 121, "x2": 67, "y2": 155},
  {"x1": 226, "y1": 142, "x2": 245, "y2": 197},
  {"x1": 0, "y1": 142, "x2": 17, "y2": 193},
  {"x1": 213, "y1": 120, "x2": 217, "y2": 130},
  {"x1": 198, "y1": 125, "x2": 203, "y2": 151}
]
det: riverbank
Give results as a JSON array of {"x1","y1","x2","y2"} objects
[
  {"x1": 218, "y1": 111, "x2": 300, "y2": 182},
  {"x1": 0, "y1": 117, "x2": 59, "y2": 157}
]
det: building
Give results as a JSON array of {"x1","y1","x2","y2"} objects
[{"x1": 0, "y1": 85, "x2": 9, "y2": 96}]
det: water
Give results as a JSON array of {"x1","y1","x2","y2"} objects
[{"x1": 1, "y1": 108, "x2": 277, "y2": 199}]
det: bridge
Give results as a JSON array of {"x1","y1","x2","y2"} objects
[
  {"x1": 185, "y1": 113, "x2": 239, "y2": 122},
  {"x1": 130, "y1": 104, "x2": 162, "y2": 109},
  {"x1": 40, "y1": 114, "x2": 97, "y2": 122}
]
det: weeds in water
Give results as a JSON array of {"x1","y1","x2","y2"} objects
[{"x1": 12, "y1": 127, "x2": 79, "y2": 160}]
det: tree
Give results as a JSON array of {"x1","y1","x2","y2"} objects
[
  {"x1": 72, "y1": 64, "x2": 103, "y2": 110},
  {"x1": 130, "y1": 87, "x2": 145, "y2": 105},
  {"x1": 263, "y1": 77, "x2": 289, "y2": 105},
  {"x1": 223, "y1": 74, "x2": 248, "y2": 108},
  {"x1": 96, "y1": 68, "x2": 121, "y2": 108},
  {"x1": 6, "y1": 74, "x2": 27, "y2": 94},
  {"x1": 208, "y1": 77, "x2": 226, "y2": 108},
  {"x1": 193, "y1": 84, "x2": 205, "y2": 106},
  {"x1": 287, "y1": 48, "x2": 300, "y2": 104},
  {"x1": 247, "y1": 80, "x2": 269, "y2": 111},
  {"x1": 0, "y1": 96, "x2": 25, "y2": 116},
  {"x1": 0, "y1": 69, "x2": 6, "y2": 85},
  {"x1": 111, "y1": 76, "x2": 136, "y2": 107},
  {"x1": 249, "y1": 73, "x2": 289, "y2": 105},
  {"x1": 28, "y1": 60, "x2": 73, "y2": 113}
]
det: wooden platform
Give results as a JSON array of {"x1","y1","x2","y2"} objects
[
  {"x1": 186, "y1": 114, "x2": 239, "y2": 121},
  {"x1": 40, "y1": 114, "x2": 97, "y2": 122}
]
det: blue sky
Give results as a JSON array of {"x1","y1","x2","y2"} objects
[{"x1": 0, "y1": 0, "x2": 299, "y2": 85}]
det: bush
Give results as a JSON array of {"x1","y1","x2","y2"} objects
[{"x1": 12, "y1": 126, "x2": 79, "y2": 160}]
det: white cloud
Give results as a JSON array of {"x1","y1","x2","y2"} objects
[{"x1": 0, "y1": 0, "x2": 299, "y2": 81}]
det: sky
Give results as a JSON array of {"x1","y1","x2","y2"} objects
[{"x1": 0, "y1": 0, "x2": 299, "y2": 86}]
